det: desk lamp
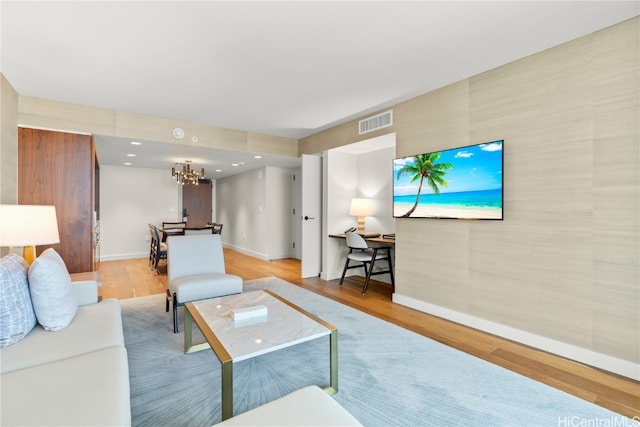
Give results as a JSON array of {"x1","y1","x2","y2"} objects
[
  {"x1": 0, "y1": 205, "x2": 60, "y2": 264},
  {"x1": 349, "y1": 198, "x2": 372, "y2": 234}
]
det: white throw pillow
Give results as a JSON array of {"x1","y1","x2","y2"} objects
[
  {"x1": 0, "y1": 254, "x2": 37, "y2": 347},
  {"x1": 28, "y1": 249, "x2": 78, "y2": 331}
]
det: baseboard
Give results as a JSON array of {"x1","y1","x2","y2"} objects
[
  {"x1": 322, "y1": 270, "x2": 394, "y2": 284},
  {"x1": 222, "y1": 244, "x2": 292, "y2": 261},
  {"x1": 393, "y1": 293, "x2": 640, "y2": 381},
  {"x1": 100, "y1": 247, "x2": 293, "y2": 264},
  {"x1": 321, "y1": 270, "x2": 343, "y2": 281},
  {"x1": 100, "y1": 252, "x2": 148, "y2": 262}
]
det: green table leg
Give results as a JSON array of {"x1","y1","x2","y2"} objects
[
  {"x1": 184, "y1": 308, "x2": 211, "y2": 353},
  {"x1": 221, "y1": 360, "x2": 234, "y2": 420},
  {"x1": 325, "y1": 328, "x2": 338, "y2": 395}
]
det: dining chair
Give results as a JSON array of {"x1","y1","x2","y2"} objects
[
  {"x1": 339, "y1": 231, "x2": 395, "y2": 294},
  {"x1": 161, "y1": 221, "x2": 186, "y2": 241},
  {"x1": 148, "y1": 224, "x2": 156, "y2": 268},
  {"x1": 150, "y1": 225, "x2": 167, "y2": 273},
  {"x1": 162, "y1": 221, "x2": 187, "y2": 229}
]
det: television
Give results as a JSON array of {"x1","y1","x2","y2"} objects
[{"x1": 393, "y1": 140, "x2": 503, "y2": 220}]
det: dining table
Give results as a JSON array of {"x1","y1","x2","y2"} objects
[{"x1": 160, "y1": 225, "x2": 215, "y2": 241}]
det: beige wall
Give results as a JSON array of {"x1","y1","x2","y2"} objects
[
  {"x1": 301, "y1": 18, "x2": 640, "y2": 379},
  {"x1": 16, "y1": 96, "x2": 298, "y2": 158},
  {"x1": 0, "y1": 74, "x2": 19, "y2": 203}
]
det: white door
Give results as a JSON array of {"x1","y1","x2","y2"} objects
[{"x1": 301, "y1": 154, "x2": 322, "y2": 278}]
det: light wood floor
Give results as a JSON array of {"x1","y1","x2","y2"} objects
[{"x1": 98, "y1": 249, "x2": 639, "y2": 419}]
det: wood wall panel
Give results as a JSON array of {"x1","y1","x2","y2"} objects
[{"x1": 18, "y1": 128, "x2": 95, "y2": 273}]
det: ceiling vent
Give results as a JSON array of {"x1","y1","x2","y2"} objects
[{"x1": 358, "y1": 110, "x2": 393, "y2": 135}]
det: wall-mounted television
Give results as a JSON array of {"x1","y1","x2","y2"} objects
[{"x1": 393, "y1": 140, "x2": 503, "y2": 220}]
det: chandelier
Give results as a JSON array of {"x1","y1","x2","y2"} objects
[{"x1": 171, "y1": 160, "x2": 205, "y2": 185}]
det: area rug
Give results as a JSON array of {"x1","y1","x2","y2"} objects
[{"x1": 122, "y1": 277, "x2": 626, "y2": 426}]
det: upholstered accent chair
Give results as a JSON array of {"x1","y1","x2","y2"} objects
[{"x1": 166, "y1": 234, "x2": 242, "y2": 333}]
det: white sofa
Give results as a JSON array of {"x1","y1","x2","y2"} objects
[
  {"x1": 217, "y1": 386, "x2": 362, "y2": 426},
  {"x1": 0, "y1": 253, "x2": 131, "y2": 426}
]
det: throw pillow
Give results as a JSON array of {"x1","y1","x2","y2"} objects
[
  {"x1": 28, "y1": 249, "x2": 78, "y2": 331},
  {"x1": 0, "y1": 254, "x2": 37, "y2": 347}
]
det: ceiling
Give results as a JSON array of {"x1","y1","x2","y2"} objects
[{"x1": 2, "y1": 1, "x2": 638, "y2": 177}]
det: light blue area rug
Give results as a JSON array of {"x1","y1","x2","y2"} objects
[{"x1": 122, "y1": 277, "x2": 627, "y2": 426}]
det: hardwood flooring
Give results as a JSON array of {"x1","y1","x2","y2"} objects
[{"x1": 98, "y1": 249, "x2": 639, "y2": 419}]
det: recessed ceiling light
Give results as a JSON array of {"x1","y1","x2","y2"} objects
[
  {"x1": 254, "y1": 155, "x2": 262, "y2": 159},
  {"x1": 130, "y1": 141, "x2": 142, "y2": 145},
  {"x1": 215, "y1": 169, "x2": 222, "y2": 172},
  {"x1": 127, "y1": 153, "x2": 136, "y2": 157},
  {"x1": 124, "y1": 162, "x2": 132, "y2": 166},
  {"x1": 232, "y1": 163, "x2": 239, "y2": 167}
]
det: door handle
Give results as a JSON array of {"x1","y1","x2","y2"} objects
[{"x1": 304, "y1": 216, "x2": 315, "y2": 220}]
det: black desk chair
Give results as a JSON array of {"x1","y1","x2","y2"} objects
[{"x1": 339, "y1": 231, "x2": 395, "y2": 294}]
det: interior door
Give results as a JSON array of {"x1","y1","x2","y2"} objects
[
  {"x1": 301, "y1": 154, "x2": 322, "y2": 278},
  {"x1": 182, "y1": 181, "x2": 212, "y2": 226}
]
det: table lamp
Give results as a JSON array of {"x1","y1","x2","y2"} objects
[
  {"x1": 0, "y1": 204, "x2": 60, "y2": 264},
  {"x1": 349, "y1": 198, "x2": 372, "y2": 234}
]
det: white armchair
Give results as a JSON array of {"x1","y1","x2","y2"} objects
[{"x1": 166, "y1": 234, "x2": 242, "y2": 333}]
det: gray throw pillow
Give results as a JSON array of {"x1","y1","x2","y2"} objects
[{"x1": 0, "y1": 254, "x2": 37, "y2": 347}]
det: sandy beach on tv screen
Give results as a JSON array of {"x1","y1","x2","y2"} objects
[{"x1": 394, "y1": 205, "x2": 502, "y2": 219}]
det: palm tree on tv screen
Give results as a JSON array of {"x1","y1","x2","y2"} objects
[{"x1": 396, "y1": 152, "x2": 454, "y2": 217}]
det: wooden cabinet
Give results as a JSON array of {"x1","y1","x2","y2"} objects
[{"x1": 18, "y1": 128, "x2": 99, "y2": 273}]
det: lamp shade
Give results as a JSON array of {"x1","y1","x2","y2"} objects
[
  {"x1": 349, "y1": 198, "x2": 373, "y2": 217},
  {"x1": 0, "y1": 205, "x2": 60, "y2": 247}
]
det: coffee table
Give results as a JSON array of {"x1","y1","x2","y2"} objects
[{"x1": 184, "y1": 289, "x2": 338, "y2": 421}]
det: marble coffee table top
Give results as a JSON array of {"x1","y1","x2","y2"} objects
[{"x1": 190, "y1": 290, "x2": 331, "y2": 362}]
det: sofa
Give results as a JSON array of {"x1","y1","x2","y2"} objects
[
  {"x1": 0, "y1": 251, "x2": 131, "y2": 426},
  {"x1": 217, "y1": 386, "x2": 363, "y2": 426}
]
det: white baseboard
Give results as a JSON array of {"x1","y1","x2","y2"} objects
[
  {"x1": 321, "y1": 270, "x2": 394, "y2": 285},
  {"x1": 100, "y1": 246, "x2": 293, "y2": 264},
  {"x1": 393, "y1": 293, "x2": 640, "y2": 381},
  {"x1": 99, "y1": 252, "x2": 147, "y2": 262},
  {"x1": 222, "y1": 244, "x2": 292, "y2": 261}
]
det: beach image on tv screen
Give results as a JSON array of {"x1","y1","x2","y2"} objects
[{"x1": 393, "y1": 140, "x2": 503, "y2": 219}]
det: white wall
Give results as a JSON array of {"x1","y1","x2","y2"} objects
[
  {"x1": 100, "y1": 165, "x2": 180, "y2": 260},
  {"x1": 322, "y1": 146, "x2": 395, "y2": 281},
  {"x1": 217, "y1": 166, "x2": 295, "y2": 260},
  {"x1": 266, "y1": 167, "x2": 294, "y2": 259},
  {"x1": 357, "y1": 147, "x2": 395, "y2": 233}
]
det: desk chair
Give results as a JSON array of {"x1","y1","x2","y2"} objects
[{"x1": 339, "y1": 232, "x2": 395, "y2": 294}]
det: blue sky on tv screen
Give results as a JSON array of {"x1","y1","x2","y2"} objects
[{"x1": 393, "y1": 141, "x2": 503, "y2": 197}]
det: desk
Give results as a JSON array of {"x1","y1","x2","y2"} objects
[
  {"x1": 330, "y1": 233, "x2": 395, "y2": 294},
  {"x1": 329, "y1": 233, "x2": 395, "y2": 246}
]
